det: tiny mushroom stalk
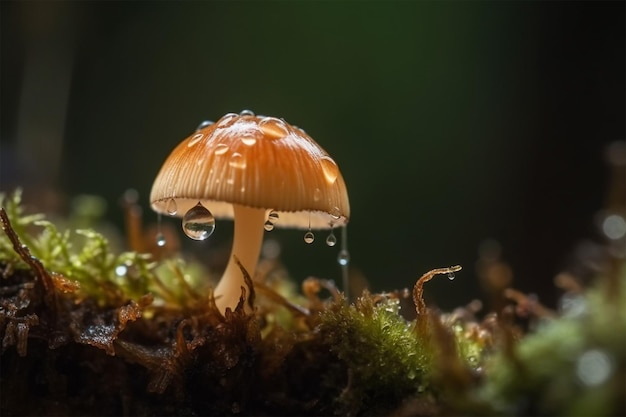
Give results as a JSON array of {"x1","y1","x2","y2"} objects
[{"x1": 150, "y1": 110, "x2": 350, "y2": 314}]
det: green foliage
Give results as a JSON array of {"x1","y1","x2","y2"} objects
[
  {"x1": 479, "y1": 266, "x2": 626, "y2": 416},
  {"x1": 0, "y1": 190, "x2": 202, "y2": 308},
  {"x1": 318, "y1": 293, "x2": 432, "y2": 414},
  {"x1": 0, "y1": 190, "x2": 45, "y2": 264}
]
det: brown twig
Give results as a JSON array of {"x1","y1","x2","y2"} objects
[
  {"x1": 233, "y1": 255, "x2": 256, "y2": 311},
  {"x1": 413, "y1": 265, "x2": 462, "y2": 317},
  {"x1": 0, "y1": 207, "x2": 56, "y2": 306}
]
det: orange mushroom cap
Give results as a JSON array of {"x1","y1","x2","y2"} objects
[{"x1": 150, "y1": 111, "x2": 350, "y2": 229}]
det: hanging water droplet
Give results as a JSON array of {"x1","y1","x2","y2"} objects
[
  {"x1": 448, "y1": 272, "x2": 455, "y2": 280},
  {"x1": 337, "y1": 249, "x2": 350, "y2": 266},
  {"x1": 326, "y1": 231, "x2": 337, "y2": 247},
  {"x1": 196, "y1": 120, "x2": 214, "y2": 130},
  {"x1": 304, "y1": 231, "x2": 315, "y2": 244},
  {"x1": 268, "y1": 210, "x2": 279, "y2": 222},
  {"x1": 156, "y1": 232, "x2": 167, "y2": 247},
  {"x1": 320, "y1": 156, "x2": 339, "y2": 184},
  {"x1": 166, "y1": 198, "x2": 178, "y2": 216},
  {"x1": 240, "y1": 109, "x2": 255, "y2": 117},
  {"x1": 187, "y1": 133, "x2": 204, "y2": 147},
  {"x1": 264, "y1": 220, "x2": 275, "y2": 231},
  {"x1": 259, "y1": 117, "x2": 289, "y2": 139},
  {"x1": 182, "y1": 203, "x2": 215, "y2": 241}
]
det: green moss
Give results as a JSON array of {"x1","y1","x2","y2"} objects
[
  {"x1": 2, "y1": 188, "x2": 624, "y2": 416},
  {"x1": 479, "y1": 265, "x2": 626, "y2": 416},
  {"x1": 317, "y1": 293, "x2": 433, "y2": 414},
  {"x1": 0, "y1": 190, "x2": 205, "y2": 309}
]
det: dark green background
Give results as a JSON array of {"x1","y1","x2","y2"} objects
[{"x1": 2, "y1": 1, "x2": 624, "y2": 308}]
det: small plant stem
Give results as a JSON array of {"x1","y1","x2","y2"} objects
[{"x1": 413, "y1": 265, "x2": 462, "y2": 318}]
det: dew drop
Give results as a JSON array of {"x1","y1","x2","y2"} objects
[
  {"x1": 448, "y1": 272, "x2": 455, "y2": 280},
  {"x1": 216, "y1": 113, "x2": 238, "y2": 128},
  {"x1": 576, "y1": 349, "x2": 613, "y2": 386},
  {"x1": 326, "y1": 231, "x2": 337, "y2": 247},
  {"x1": 187, "y1": 133, "x2": 204, "y2": 147},
  {"x1": 115, "y1": 265, "x2": 128, "y2": 276},
  {"x1": 241, "y1": 136, "x2": 257, "y2": 146},
  {"x1": 602, "y1": 213, "x2": 626, "y2": 240},
  {"x1": 259, "y1": 117, "x2": 289, "y2": 139},
  {"x1": 264, "y1": 220, "x2": 275, "y2": 231},
  {"x1": 330, "y1": 206, "x2": 341, "y2": 220},
  {"x1": 320, "y1": 156, "x2": 339, "y2": 184},
  {"x1": 166, "y1": 198, "x2": 178, "y2": 216},
  {"x1": 304, "y1": 231, "x2": 315, "y2": 244},
  {"x1": 182, "y1": 203, "x2": 215, "y2": 241},
  {"x1": 313, "y1": 188, "x2": 322, "y2": 202},
  {"x1": 156, "y1": 232, "x2": 167, "y2": 247},
  {"x1": 337, "y1": 249, "x2": 350, "y2": 266},
  {"x1": 229, "y1": 152, "x2": 246, "y2": 169},
  {"x1": 196, "y1": 120, "x2": 214, "y2": 130},
  {"x1": 240, "y1": 109, "x2": 255, "y2": 117},
  {"x1": 214, "y1": 143, "x2": 229, "y2": 155}
]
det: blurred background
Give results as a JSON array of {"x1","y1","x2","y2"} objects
[{"x1": 1, "y1": 1, "x2": 624, "y2": 310}]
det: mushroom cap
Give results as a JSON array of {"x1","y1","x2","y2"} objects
[{"x1": 150, "y1": 112, "x2": 350, "y2": 229}]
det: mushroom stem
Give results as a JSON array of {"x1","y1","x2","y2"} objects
[{"x1": 214, "y1": 204, "x2": 266, "y2": 314}]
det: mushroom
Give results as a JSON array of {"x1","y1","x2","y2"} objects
[{"x1": 150, "y1": 110, "x2": 350, "y2": 313}]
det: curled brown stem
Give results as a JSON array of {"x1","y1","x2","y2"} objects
[
  {"x1": 413, "y1": 265, "x2": 462, "y2": 317},
  {"x1": 0, "y1": 207, "x2": 56, "y2": 301}
]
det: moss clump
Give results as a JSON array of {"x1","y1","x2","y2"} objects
[
  {"x1": 315, "y1": 293, "x2": 434, "y2": 415},
  {"x1": 479, "y1": 265, "x2": 626, "y2": 416},
  {"x1": 1, "y1": 189, "x2": 625, "y2": 416}
]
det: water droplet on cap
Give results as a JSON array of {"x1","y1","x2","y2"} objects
[
  {"x1": 313, "y1": 188, "x2": 322, "y2": 202},
  {"x1": 196, "y1": 120, "x2": 214, "y2": 130},
  {"x1": 214, "y1": 143, "x2": 229, "y2": 155},
  {"x1": 264, "y1": 220, "x2": 274, "y2": 231},
  {"x1": 320, "y1": 156, "x2": 339, "y2": 184},
  {"x1": 241, "y1": 136, "x2": 257, "y2": 146},
  {"x1": 330, "y1": 206, "x2": 341, "y2": 220},
  {"x1": 229, "y1": 152, "x2": 246, "y2": 169},
  {"x1": 166, "y1": 198, "x2": 178, "y2": 216},
  {"x1": 240, "y1": 109, "x2": 255, "y2": 117},
  {"x1": 216, "y1": 113, "x2": 238, "y2": 128},
  {"x1": 259, "y1": 117, "x2": 289, "y2": 139},
  {"x1": 304, "y1": 231, "x2": 315, "y2": 244},
  {"x1": 187, "y1": 133, "x2": 204, "y2": 147},
  {"x1": 182, "y1": 202, "x2": 215, "y2": 240}
]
